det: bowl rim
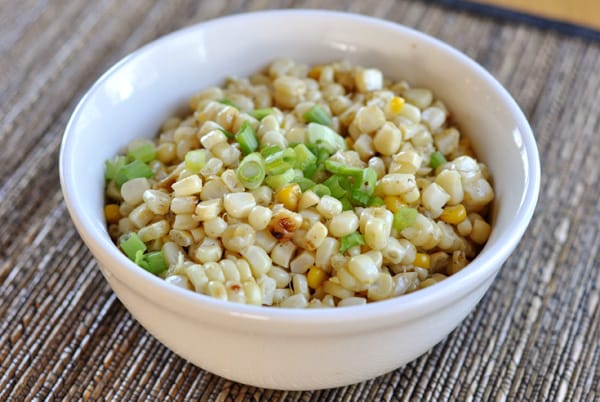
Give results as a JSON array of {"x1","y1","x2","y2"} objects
[{"x1": 59, "y1": 8, "x2": 541, "y2": 330}]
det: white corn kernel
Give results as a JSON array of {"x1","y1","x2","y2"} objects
[
  {"x1": 316, "y1": 195, "x2": 342, "y2": 219},
  {"x1": 389, "y1": 151, "x2": 423, "y2": 174},
  {"x1": 354, "y1": 68, "x2": 383, "y2": 93},
  {"x1": 421, "y1": 106, "x2": 446, "y2": 132},
  {"x1": 243, "y1": 281, "x2": 262, "y2": 306},
  {"x1": 207, "y1": 281, "x2": 227, "y2": 300},
  {"x1": 348, "y1": 254, "x2": 379, "y2": 285},
  {"x1": 258, "y1": 275, "x2": 276, "y2": 305},
  {"x1": 403, "y1": 88, "x2": 433, "y2": 109},
  {"x1": 128, "y1": 203, "x2": 154, "y2": 228},
  {"x1": 172, "y1": 174, "x2": 203, "y2": 196},
  {"x1": 138, "y1": 220, "x2": 170, "y2": 242},
  {"x1": 373, "y1": 122, "x2": 402, "y2": 155},
  {"x1": 338, "y1": 297, "x2": 367, "y2": 307},
  {"x1": 367, "y1": 272, "x2": 394, "y2": 301},
  {"x1": 143, "y1": 189, "x2": 170, "y2": 215},
  {"x1": 364, "y1": 218, "x2": 388, "y2": 250},
  {"x1": 290, "y1": 251, "x2": 315, "y2": 274},
  {"x1": 121, "y1": 178, "x2": 150, "y2": 206},
  {"x1": 422, "y1": 182, "x2": 451, "y2": 217},
  {"x1": 305, "y1": 222, "x2": 328, "y2": 250},
  {"x1": 223, "y1": 192, "x2": 256, "y2": 218},
  {"x1": 435, "y1": 170, "x2": 464, "y2": 205},
  {"x1": 328, "y1": 211, "x2": 359, "y2": 238},
  {"x1": 200, "y1": 129, "x2": 227, "y2": 150},
  {"x1": 254, "y1": 229, "x2": 278, "y2": 253},
  {"x1": 378, "y1": 173, "x2": 418, "y2": 196},
  {"x1": 248, "y1": 206, "x2": 272, "y2": 231},
  {"x1": 172, "y1": 214, "x2": 199, "y2": 230},
  {"x1": 203, "y1": 217, "x2": 227, "y2": 238},
  {"x1": 194, "y1": 199, "x2": 223, "y2": 221},
  {"x1": 271, "y1": 241, "x2": 297, "y2": 268},
  {"x1": 170, "y1": 196, "x2": 198, "y2": 214},
  {"x1": 221, "y1": 224, "x2": 256, "y2": 253},
  {"x1": 268, "y1": 266, "x2": 291, "y2": 288},
  {"x1": 185, "y1": 264, "x2": 209, "y2": 293},
  {"x1": 354, "y1": 105, "x2": 386, "y2": 133},
  {"x1": 279, "y1": 293, "x2": 308, "y2": 308},
  {"x1": 242, "y1": 246, "x2": 272, "y2": 277}
]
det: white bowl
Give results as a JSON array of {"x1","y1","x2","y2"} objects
[{"x1": 59, "y1": 10, "x2": 540, "y2": 390}]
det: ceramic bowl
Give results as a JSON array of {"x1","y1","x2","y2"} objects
[{"x1": 59, "y1": 10, "x2": 540, "y2": 390}]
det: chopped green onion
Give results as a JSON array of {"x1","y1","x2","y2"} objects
[
  {"x1": 368, "y1": 196, "x2": 385, "y2": 207},
  {"x1": 393, "y1": 207, "x2": 419, "y2": 231},
  {"x1": 351, "y1": 167, "x2": 378, "y2": 197},
  {"x1": 307, "y1": 123, "x2": 346, "y2": 154},
  {"x1": 265, "y1": 168, "x2": 296, "y2": 191},
  {"x1": 235, "y1": 121, "x2": 259, "y2": 155},
  {"x1": 134, "y1": 249, "x2": 149, "y2": 269},
  {"x1": 185, "y1": 150, "x2": 206, "y2": 173},
  {"x1": 294, "y1": 144, "x2": 317, "y2": 171},
  {"x1": 264, "y1": 148, "x2": 296, "y2": 175},
  {"x1": 144, "y1": 250, "x2": 168, "y2": 274},
  {"x1": 119, "y1": 232, "x2": 147, "y2": 261},
  {"x1": 237, "y1": 152, "x2": 266, "y2": 190},
  {"x1": 324, "y1": 160, "x2": 363, "y2": 176},
  {"x1": 340, "y1": 233, "x2": 365, "y2": 254},
  {"x1": 218, "y1": 127, "x2": 235, "y2": 139},
  {"x1": 350, "y1": 189, "x2": 371, "y2": 207},
  {"x1": 429, "y1": 151, "x2": 447, "y2": 169},
  {"x1": 292, "y1": 176, "x2": 317, "y2": 192},
  {"x1": 127, "y1": 143, "x2": 155, "y2": 163},
  {"x1": 340, "y1": 197, "x2": 353, "y2": 211},
  {"x1": 260, "y1": 145, "x2": 282, "y2": 158},
  {"x1": 115, "y1": 160, "x2": 154, "y2": 187},
  {"x1": 323, "y1": 175, "x2": 348, "y2": 199},
  {"x1": 218, "y1": 99, "x2": 240, "y2": 109},
  {"x1": 303, "y1": 163, "x2": 319, "y2": 180},
  {"x1": 250, "y1": 108, "x2": 274, "y2": 120},
  {"x1": 303, "y1": 104, "x2": 333, "y2": 127},
  {"x1": 312, "y1": 184, "x2": 331, "y2": 197},
  {"x1": 105, "y1": 156, "x2": 127, "y2": 181}
]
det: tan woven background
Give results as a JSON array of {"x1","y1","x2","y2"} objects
[{"x1": 1, "y1": 0, "x2": 599, "y2": 400}]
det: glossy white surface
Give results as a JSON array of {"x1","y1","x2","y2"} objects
[{"x1": 59, "y1": 10, "x2": 540, "y2": 390}]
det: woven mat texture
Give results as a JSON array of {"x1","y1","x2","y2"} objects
[{"x1": 1, "y1": 0, "x2": 599, "y2": 400}]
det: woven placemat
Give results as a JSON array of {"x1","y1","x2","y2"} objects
[{"x1": 1, "y1": 0, "x2": 598, "y2": 400}]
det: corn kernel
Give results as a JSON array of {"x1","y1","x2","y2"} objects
[
  {"x1": 307, "y1": 266, "x2": 328, "y2": 289},
  {"x1": 384, "y1": 196, "x2": 405, "y2": 213},
  {"x1": 440, "y1": 204, "x2": 467, "y2": 224},
  {"x1": 307, "y1": 65, "x2": 322, "y2": 80},
  {"x1": 388, "y1": 96, "x2": 405, "y2": 114},
  {"x1": 275, "y1": 183, "x2": 302, "y2": 211},
  {"x1": 413, "y1": 253, "x2": 431, "y2": 269},
  {"x1": 104, "y1": 204, "x2": 121, "y2": 224}
]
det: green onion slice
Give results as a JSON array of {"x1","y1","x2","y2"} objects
[
  {"x1": 185, "y1": 150, "x2": 206, "y2": 173},
  {"x1": 115, "y1": 160, "x2": 154, "y2": 187},
  {"x1": 340, "y1": 233, "x2": 365, "y2": 254},
  {"x1": 340, "y1": 197, "x2": 353, "y2": 211},
  {"x1": 127, "y1": 143, "x2": 156, "y2": 163},
  {"x1": 303, "y1": 104, "x2": 333, "y2": 127},
  {"x1": 292, "y1": 176, "x2": 317, "y2": 192},
  {"x1": 368, "y1": 196, "x2": 385, "y2": 207},
  {"x1": 351, "y1": 167, "x2": 378, "y2": 201},
  {"x1": 324, "y1": 160, "x2": 363, "y2": 176},
  {"x1": 237, "y1": 152, "x2": 266, "y2": 190},
  {"x1": 264, "y1": 148, "x2": 296, "y2": 175},
  {"x1": 249, "y1": 108, "x2": 274, "y2": 120},
  {"x1": 105, "y1": 155, "x2": 127, "y2": 181},
  {"x1": 218, "y1": 99, "x2": 240, "y2": 109},
  {"x1": 119, "y1": 232, "x2": 147, "y2": 261},
  {"x1": 393, "y1": 207, "x2": 419, "y2": 231},
  {"x1": 429, "y1": 151, "x2": 447, "y2": 169},
  {"x1": 307, "y1": 123, "x2": 346, "y2": 154},
  {"x1": 312, "y1": 184, "x2": 331, "y2": 197},
  {"x1": 323, "y1": 175, "x2": 348, "y2": 199},
  {"x1": 293, "y1": 144, "x2": 317, "y2": 171},
  {"x1": 144, "y1": 250, "x2": 168, "y2": 274},
  {"x1": 235, "y1": 121, "x2": 259, "y2": 155},
  {"x1": 265, "y1": 168, "x2": 296, "y2": 191}
]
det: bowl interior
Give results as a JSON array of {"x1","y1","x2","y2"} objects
[{"x1": 60, "y1": 10, "x2": 539, "y2": 325}]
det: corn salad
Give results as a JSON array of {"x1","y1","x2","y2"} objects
[{"x1": 104, "y1": 59, "x2": 494, "y2": 308}]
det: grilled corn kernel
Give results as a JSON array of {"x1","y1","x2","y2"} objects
[
  {"x1": 440, "y1": 204, "x2": 467, "y2": 224},
  {"x1": 275, "y1": 183, "x2": 302, "y2": 211}
]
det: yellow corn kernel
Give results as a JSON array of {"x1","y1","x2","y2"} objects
[
  {"x1": 307, "y1": 266, "x2": 328, "y2": 289},
  {"x1": 384, "y1": 196, "x2": 405, "y2": 213},
  {"x1": 307, "y1": 65, "x2": 323, "y2": 80},
  {"x1": 104, "y1": 204, "x2": 121, "y2": 224},
  {"x1": 440, "y1": 204, "x2": 467, "y2": 224},
  {"x1": 388, "y1": 96, "x2": 405, "y2": 114},
  {"x1": 275, "y1": 183, "x2": 302, "y2": 211},
  {"x1": 413, "y1": 253, "x2": 431, "y2": 269}
]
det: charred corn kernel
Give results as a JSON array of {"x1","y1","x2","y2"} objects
[
  {"x1": 275, "y1": 183, "x2": 302, "y2": 211},
  {"x1": 307, "y1": 65, "x2": 322, "y2": 80},
  {"x1": 413, "y1": 253, "x2": 431, "y2": 269},
  {"x1": 384, "y1": 196, "x2": 405, "y2": 213},
  {"x1": 307, "y1": 266, "x2": 328, "y2": 289},
  {"x1": 104, "y1": 204, "x2": 121, "y2": 224},
  {"x1": 440, "y1": 204, "x2": 467, "y2": 224}
]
